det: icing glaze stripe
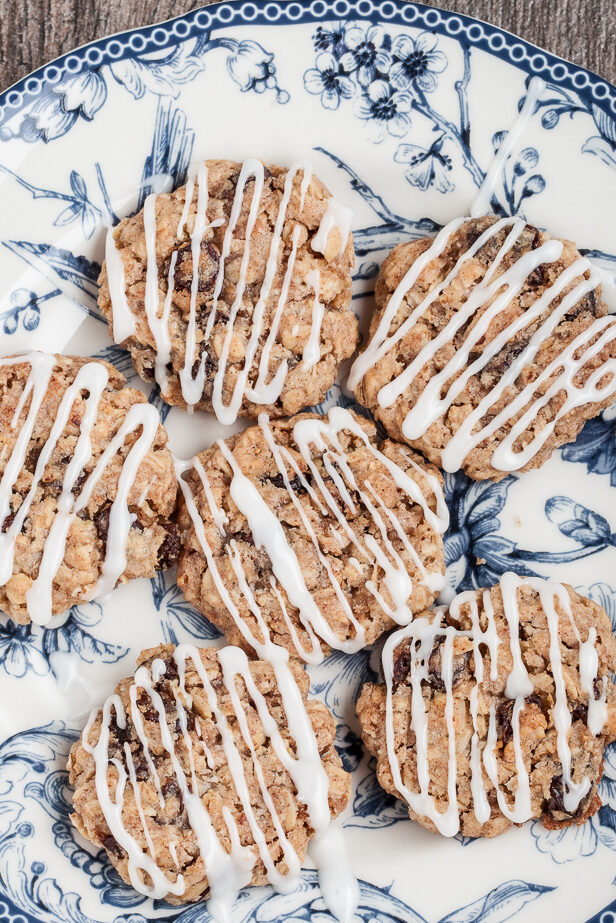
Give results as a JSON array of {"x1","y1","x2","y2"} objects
[
  {"x1": 349, "y1": 211, "x2": 616, "y2": 473},
  {"x1": 177, "y1": 406, "x2": 448, "y2": 665},
  {"x1": 0, "y1": 353, "x2": 161, "y2": 625},
  {"x1": 82, "y1": 642, "x2": 358, "y2": 922},
  {"x1": 106, "y1": 160, "x2": 352, "y2": 423},
  {"x1": 381, "y1": 573, "x2": 608, "y2": 836}
]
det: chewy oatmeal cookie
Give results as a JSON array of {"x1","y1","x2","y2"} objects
[
  {"x1": 0, "y1": 353, "x2": 179, "y2": 625},
  {"x1": 68, "y1": 642, "x2": 350, "y2": 906},
  {"x1": 357, "y1": 573, "x2": 616, "y2": 839},
  {"x1": 176, "y1": 406, "x2": 447, "y2": 662},
  {"x1": 99, "y1": 159, "x2": 358, "y2": 424},
  {"x1": 349, "y1": 215, "x2": 616, "y2": 481}
]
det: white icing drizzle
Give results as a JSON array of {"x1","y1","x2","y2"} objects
[
  {"x1": 580, "y1": 628, "x2": 608, "y2": 735},
  {"x1": 217, "y1": 437, "x2": 363, "y2": 657},
  {"x1": 105, "y1": 160, "x2": 342, "y2": 423},
  {"x1": 301, "y1": 268, "x2": 324, "y2": 370},
  {"x1": 177, "y1": 406, "x2": 447, "y2": 664},
  {"x1": 311, "y1": 198, "x2": 353, "y2": 259},
  {"x1": 178, "y1": 163, "x2": 217, "y2": 405},
  {"x1": 349, "y1": 213, "x2": 616, "y2": 473},
  {"x1": 83, "y1": 641, "x2": 358, "y2": 922},
  {"x1": 143, "y1": 193, "x2": 177, "y2": 395},
  {"x1": 229, "y1": 163, "x2": 312, "y2": 413},
  {"x1": 105, "y1": 228, "x2": 137, "y2": 343},
  {"x1": 471, "y1": 77, "x2": 546, "y2": 218},
  {"x1": 382, "y1": 573, "x2": 609, "y2": 835},
  {"x1": 0, "y1": 353, "x2": 161, "y2": 625}
]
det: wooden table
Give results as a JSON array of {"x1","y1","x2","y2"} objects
[{"x1": 0, "y1": 0, "x2": 613, "y2": 93}]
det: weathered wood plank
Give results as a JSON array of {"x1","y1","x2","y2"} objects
[{"x1": 0, "y1": 0, "x2": 613, "y2": 94}]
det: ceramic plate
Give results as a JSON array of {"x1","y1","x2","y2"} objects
[{"x1": 1, "y1": 2, "x2": 616, "y2": 921}]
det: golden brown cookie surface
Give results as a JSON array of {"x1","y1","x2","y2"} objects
[
  {"x1": 99, "y1": 159, "x2": 358, "y2": 423},
  {"x1": 357, "y1": 576, "x2": 616, "y2": 839},
  {"x1": 68, "y1": 642, "x2": 350, "y2": 904},
  {"x1": 0, "y1": 353, "x2": 178, "y2": 624}
]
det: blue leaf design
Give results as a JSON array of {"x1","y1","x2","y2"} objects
[
  {"x1": 139, "y1": 97, "x2": 195, "y2": 206},
  {"x1": 334, "y1": 723, "x2": 363, "y2": 773},
  {"x1": 0, "y1": 619, "x2": 49, "y2": 678},
  {"x1": 0, "y1": 800, "x2": 23, "y2": 838},
  {"x1": 167, "y1": 597, "x2": 222, "y2": 640},
  {"x1": 438, "y1": 879, "x2": 555, "y2": 923},
  {"x1": 0, "y1": 722, "x2": 76, "y2": 777},
  {"x1": 153, "y1": 574, "x2": 221, "y2": 642},
  {"x1": 545, "y1": 497, "x2": 613, "y2": 546},
  {"x1": 109, "y1": 44, "x2": 205, "y2": 100},
  {"x1": 347, "y1": 759, "x2": 409, "y2": 829},
  {"x1": 582, "y1": 582, "x2": 616, "y2": 632},
  {"x1": 561, "y1": 414, "x2": 616, "y2": 486},
  {"x1": 531, "y1": 815, "x2": 598, "y2": 863},
  {"x1": 474, "y1": 534, "x2": 538, "y2": 580},
  {"x1": 53, "y1": 203, "x2": 82, "y2": 227},
  {"x1": 444, "y1": 529, "x2": 471, "y2": 567},
  {"x1": 42, "y1": 620, "x2": 128, "y2": 666},
  {"x1": 443, "y1": 471, "x2": 539, "y2": 592},
  {"x1": 69, "y1": 171, "x2": 87, "y2": 200},
  {"x1": 2, "y1": 240, "x2": 102, "y2": 307},
  {"x1": 309, "y1": 647, "x2": 374, "y2": 719},
  {"x1": 582, "y1": 135, "x2": 616, "y2": 169},
  {"x1": 24, "y1": 771, "x2": 72, "y2": 823},
  {"x1": 148, "y1": 385, "x2": 172, "y2": 424}
]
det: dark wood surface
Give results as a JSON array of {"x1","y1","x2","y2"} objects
[{"x1": 0, "y1": 0, "x2": 613, "y2": 93}]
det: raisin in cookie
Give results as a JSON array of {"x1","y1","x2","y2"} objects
[
  {"x1": 68, "y1": 642, "x2": 350, "y2": 906},
  {"x1": 349, "y1": 215, "x2": 616, "y2": 481},
  {"x1": 99, "y1": 159, "x2": 358, "y2": 425},
  {"x1": 176, "y1": 406, "x2": 447, "y2": 662},
  {"x1": 0, "y1": 353, "x2": 178, "y2": 625},
  {"x1": 357, "y1": 573, "x2": 616, "y2": 839}
]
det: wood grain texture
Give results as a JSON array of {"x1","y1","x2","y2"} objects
[{"x1": 0, "y1": 0, "x2": 613, "y2": 93}]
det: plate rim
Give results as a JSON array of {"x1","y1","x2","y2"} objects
[
  {"x1": 1, "y1": 3, "x2": 615, "y2": 923},
  {"x1": 0, "y1": 0, "x2": 615, "y2": 127}
]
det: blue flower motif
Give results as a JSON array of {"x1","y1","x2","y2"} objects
[
  {"x1": 0, "y1": 602, "x2": 128, "y2": 681},
  {"x1": 561, "y1": 411, "x2": 616, "y2": 486},
  {"x1": 443, "y1": 471, "x2": 536, "y2": 595},
  {"x1": 389, "y1": 32, "x2": 447, "y2": 93},
  {"x1": 395, "y1": 134, "x2": 455, "y2": 192},
  {"x1": 339, "y1": 24, "x2": 392, "y2": 87},
  {"x1": 581, "y1": 582, "x2": 616, "y2": 632},
  {"x1": 488, "y1": 135, "x2": 546, "y2": 216},
  {"x1": 1, "y1": 289, "x2": 41, "y2": 335},
  {"x1": 312, "y1": 22, "x2": 347, "y2": 56},
  {"x1": 581, "y1": 104, "x2": 616, "y2": 170},
  {"x1": 531, "y1": 814, "x2": 600, "y2": 863},
  {"x1": 0, "y1": 71, "x2": 107, "y2": 143},
  {"x1": 303, "y1": 52, "x2": 355, "y2": 110},
  {"x1": 354, "y1": 80, "x2": 412, "y2": 142},
  {"x1": 151, "y1": 571, "x2": 221, "y2": 643},
  {"x1": 0, "y1": 619, "x2": 48, "y2": 679},
  {"x1": 347, "y1": 758, "x2": 409, "y2": 830},
  {"x1": 545, "y1": 497, "x2": 615, "y2": 549},
  {"x1": 335, "y1": 723, "x2": 364, "y2": 774},
  {"x1": 226, "y1": 39, "x2": 290, "y2": 103},
  {"x1": 42, "y1": 602, "x2": 129, "y2": 673}
]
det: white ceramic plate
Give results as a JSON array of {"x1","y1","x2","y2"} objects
[{"x1": 1, "y1": 2, "x2": 616, "y2": 921}]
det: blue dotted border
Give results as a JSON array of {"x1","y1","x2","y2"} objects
[
  {"x1": 0, "y1": 0, "x2": 615, "y2": 123},
  {"x1": 585, "y1": 898, "x2": 616, "y2": 923}
]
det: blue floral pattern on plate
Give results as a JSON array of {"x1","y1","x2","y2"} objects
[{"x1": 1, "y1": 1, "x2": 616, "y2": 921}]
